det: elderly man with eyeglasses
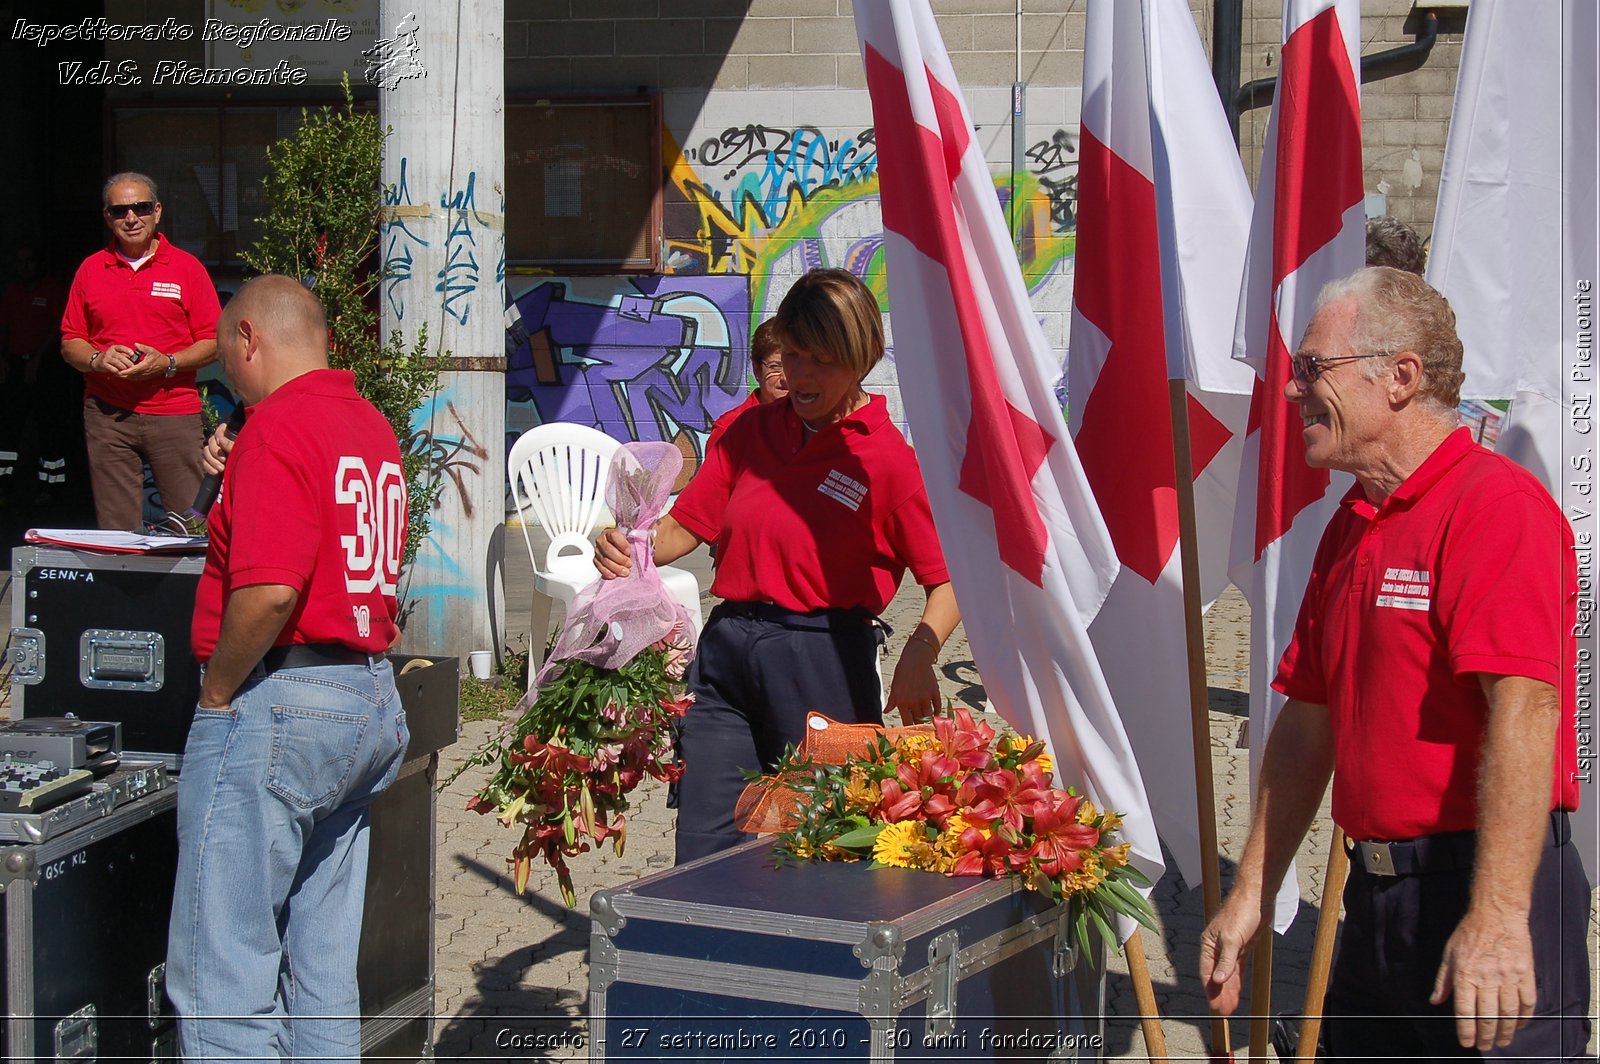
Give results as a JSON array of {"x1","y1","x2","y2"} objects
[
  {"x1": 1199, "y1": 266, "x2": 1590, "y2": 1060},
  {"x1": 61, "y1": 172, "x2": 220, "y2": 530}
]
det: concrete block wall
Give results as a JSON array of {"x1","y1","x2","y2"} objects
[
  {"x1": 1237, "y1": 0, "x2": 1467, "y2": 238},
  {"x1": 505, "y1": 0, "x2": 1108, "y2": 92}
]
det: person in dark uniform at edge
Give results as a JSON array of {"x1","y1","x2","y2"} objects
[
  {"x1": 1200, "y1": 267, "x2": 1589, "y2": 1060},
  {"x1": 595, "y1": 267, "x2": 961, "y2": 863},
  {"x1": 0, "y1": 244, "x2": 70, "y2": 508},
  {"x1": 168, "y1": 275, "x2": 410, "y2": 1062}
]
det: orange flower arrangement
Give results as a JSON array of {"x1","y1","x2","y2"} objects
[{"x1": 745, "y1": 708, "x2": 1154, "y2": 954}]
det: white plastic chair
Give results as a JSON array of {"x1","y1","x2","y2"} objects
[{"x1": 507, "y1": 423, "x2": 703, "y2": 685}]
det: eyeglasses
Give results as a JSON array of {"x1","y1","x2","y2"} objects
[
  {"x1": 105, "y1": 201, "x2": 156, "y2": 218},
  {"x1": 756, "y1": 359, "x2": 785, "y2": 378},
  {"x1": 1290, "y1": 352, "x2": 1390, "y2": 385}
]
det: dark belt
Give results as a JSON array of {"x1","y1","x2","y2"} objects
[
  {"x1": 1347, "y1": 810, "x2": 1570, "y2": 877},
  {"x1": 261, "y1": 643, "x2": 380, "y2": 672},
  {"x1": 712, "y1": 600, "x2": 890, "y2": 640}
]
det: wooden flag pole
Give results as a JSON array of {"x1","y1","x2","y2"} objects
[
  {"x1": 1125, "y1": 929, "x2": 1170, "y2": 1063},
  {"x1": 1296, "y1": 827, "x2": 1349, "y2": 1061},
  {"x1": 1166, "y1": 379, "x2": 1233, "y2": 1060},
  {"x1": 1248, "y1": 934, "x2": 1274, "y2": 1060}
]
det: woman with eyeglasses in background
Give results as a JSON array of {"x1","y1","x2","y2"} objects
[{"x1": 704, "y1": 317, "x2": 789, "y2": 456}]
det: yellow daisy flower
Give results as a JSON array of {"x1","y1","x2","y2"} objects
[{"x1": 873, "y1": 821, "x2": 937, "y2": 870}]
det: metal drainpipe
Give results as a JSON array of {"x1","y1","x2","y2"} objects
[
  {"x1": 1011, "y1": 0, "x2": 1026, "y2": 245},
  {"x1": 1234, "y1": 8, "x2": 1440, "y2": 116},
  {"x1": 1213, "y1": 0, "x2": 1245, "y2": 145}
]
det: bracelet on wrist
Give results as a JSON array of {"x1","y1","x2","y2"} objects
[{"x1": 910, "y1": 631, "x2": 941, "y2": 654}]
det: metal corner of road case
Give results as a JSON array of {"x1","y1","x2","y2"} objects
[
  {"x1": 1, "y1": 786, "x2": 180, "y2": 1063},
  {"x1": 587, "y1": 837, "x2": 1107, "y2": 1062},
  {"x1": 8, "y1": 546, "x2": 204, "y2": 766}
]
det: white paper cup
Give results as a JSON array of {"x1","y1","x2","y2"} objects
[{"x1": 468, "y1": 650, "x2": 494, "y2": 680}]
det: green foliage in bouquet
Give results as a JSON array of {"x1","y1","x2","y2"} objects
[{"x1": 241, "y1": 74, "x2": 440, "y2": 568}]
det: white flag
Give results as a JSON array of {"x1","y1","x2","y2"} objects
[
  {"x1": 1068, "y1": 0, "x2": 1253, "y2": 890},
  {"x1": 853, "y1": 0, "x2": 1162, "y2": 892},
  {"x1": 1228, "y1": 0, "x2": 1365, "y2": 930}
]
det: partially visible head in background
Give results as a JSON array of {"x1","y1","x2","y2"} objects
[
  {"x1": 1364, "y1": 216, "x2": 1427, "y2": 275},
  {"x1": 750, "y1": 318, "x2": 788, "y2": 403}
]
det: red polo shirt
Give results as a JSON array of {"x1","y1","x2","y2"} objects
[
  {"x1": 673, "y1": 394, "x2": 948, "y2": 615},
  {"x1": 192, "y1": 370, "x2": 406, "y2": 660},
  {"x1": 705, "y1": 389, "x2": 761, "y2": 455},
  {"x1": 1274, "y1": 428, "x2": 1579, "y2": 840},
  {"x1": 60, "y1": 238, "x2": 220, "y2": 415}
]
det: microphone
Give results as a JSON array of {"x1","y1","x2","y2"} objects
[{"x1": 186, "y1": 406, "x2": 247, "y2": 519}]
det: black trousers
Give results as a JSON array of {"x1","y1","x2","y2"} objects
[
  {"x1": 673, "y1": 602, "x2": 885, "y2": 864},
  {"x1": 1325, "y1": 812, "x2": 1593, "y2": 1061}
]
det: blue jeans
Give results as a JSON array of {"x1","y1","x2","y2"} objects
[{"x1": 167, "y1": 657, "x2": 408, "y2": 1063}]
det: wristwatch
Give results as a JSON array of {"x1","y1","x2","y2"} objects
[{"x1": 164, "y1": 353, "x2": 178, "y2": 378}]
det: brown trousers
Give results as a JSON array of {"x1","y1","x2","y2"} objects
[{"x1": 82, "y1": 395, "x2": 204, "y2": 531}]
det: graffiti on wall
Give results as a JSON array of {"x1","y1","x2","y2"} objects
[
  {"x1": 689, "y1": 125, "x2": 878, "y2": 232},
  {"x1": 384, "y1": 159, "x2": 506, "y2": 328},
  {"x1": 401, "y1": 377, "x2": 489, "y2": 611},
  {"x1": 499, "y1": 114, "x2": 1083, "y2": 461},
  {"x1": 410, "y1": 396, "x2": 492, "y2": 522},
  {"x1": 661, "y1": 125, "x2": 1079, "y2": 359},
  {"x1": 438, "y1": 171, "x2": 487, "y2": 326},
  {"x1": 381, "y1": 157, "x2": 427, "y2": 323},
  {"x1": 1024, "y1": 129, "x2": 1079, "y2": 234},
  {"x1": 504, "y1": 275, "x2": 751, "y2": 478},
  {"x1": 664, "y1": 124, "x2": 1078, "y2": 296}
]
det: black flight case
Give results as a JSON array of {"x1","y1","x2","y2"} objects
[{"x1": 0, "y1": 785, "x2": 180, "y2": 1062}]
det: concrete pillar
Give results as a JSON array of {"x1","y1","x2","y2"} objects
[{"x1": 378, "y1": 2, "x2": 507, "y2": 663}]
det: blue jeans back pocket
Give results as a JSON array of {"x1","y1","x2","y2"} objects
[{"x1": 267, "y1": 705, "x2": 369, "y2": 810}]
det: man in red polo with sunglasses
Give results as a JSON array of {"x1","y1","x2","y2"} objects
[
  {"x1": 1200, "y1": 267, "x2": 1589, "y2": 1060},
  {"x1": 61, "y1": 172, "x2": 220, "y2": 529}
]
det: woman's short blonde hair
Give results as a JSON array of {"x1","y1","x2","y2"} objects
[{"x1": 773, "y1": 268, "x2": 884, "y2": 380}]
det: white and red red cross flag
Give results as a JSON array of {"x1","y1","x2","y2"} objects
[
  {"x1": 1427, "y1": 0, "x2": 1599, "y2": 883},
  {"x1": 1227, "y1": 0, "x2": 1364, "y2": 929},
  {"x1": 852, "y1": 0, "x2": 1161, "y2": 889},
  {"x1": 1068, "y1": 0, "x2": 1254, "y2": 891}
]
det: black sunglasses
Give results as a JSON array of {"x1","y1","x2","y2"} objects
[
  {"x1": 105, "y1": 201, "x2": 157, "y2": 218},
  {"x1": 1289, "y1": 352, "x2": 1390, "y2": 385}
]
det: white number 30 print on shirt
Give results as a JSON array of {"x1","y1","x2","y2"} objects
[{"x1": 335, "y1": 457, "x2": 406, "y2": 595}]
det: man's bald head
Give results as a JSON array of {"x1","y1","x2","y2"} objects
[
  {"x1": 222, "y1": 275, "x2": 328, "y2": 351},
  {"x1": 218, "y1": 275, "x2": 330, "y2": 403}
]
